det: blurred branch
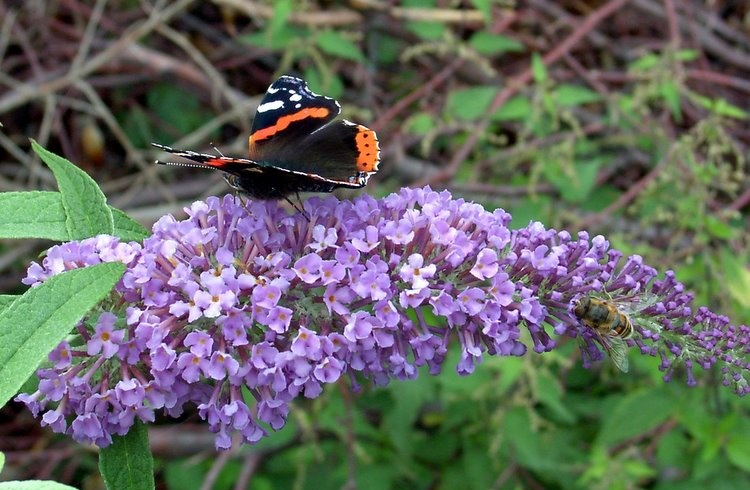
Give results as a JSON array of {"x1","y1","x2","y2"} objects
[
  {"x1": 216, "y1": 0, "x2": 363, "y2": 26},
  {"x1": 353, "y1": 0, "x2": 488, "y2": 24},
  {"x1": 0, "y1": 0, "x2": 196, "y2": 114},
  {"x1": 217, "y1": 0, "x2": 490, "y2": 26}
]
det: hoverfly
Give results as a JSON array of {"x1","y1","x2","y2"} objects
[
  {"x1": 573, "y1": 292, "x2": 661, "y2": 373},
  {"x1": 573, "y1": 296, "x2": 634, "y2": 372}
]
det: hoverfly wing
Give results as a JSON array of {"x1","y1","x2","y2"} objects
[{"x1": 600, "y1": 335, "x2": 629, "y2": 373}]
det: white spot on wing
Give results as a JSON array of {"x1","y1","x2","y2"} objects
[
  {"x1": 290, "y1": 94, "x2": 302, "y2": 102},
  {"x1": 257, "y1": 100, "x2": 285, "y2": 113}
]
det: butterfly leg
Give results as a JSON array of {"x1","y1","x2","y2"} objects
[
  {"x1": 232, "y1": 190, "x2": 254, "y2": 217},
  {"x1": 283, "y1": 191, "x2": 310, "y2": 222}
]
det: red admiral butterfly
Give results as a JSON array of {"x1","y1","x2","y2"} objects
[{"x1": 153, "y1": 75, "x2": 380, "y2": 204}]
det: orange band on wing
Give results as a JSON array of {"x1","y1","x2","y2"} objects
[
  {"x1": 202, "y1": 157, "x2": 233, "y2": 168},
  {"x1": 250, "y1": 107, "x2": 332, "y2": 143},
  {"x1": 354, "y1": 126, "x2": 380, "y2": 173}
]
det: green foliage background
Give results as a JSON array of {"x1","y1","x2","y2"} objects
[{"x1": 0, "y1": 1, "x2": 749, "y2": 489}]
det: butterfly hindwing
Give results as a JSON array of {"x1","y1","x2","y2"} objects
[{"x1": 250, "y1": 119, "x2": 379, "y2": 185}]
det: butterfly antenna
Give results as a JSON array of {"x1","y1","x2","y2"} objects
[{"x1": 209, "y1": 142, "x2": 225, "y2": 157}]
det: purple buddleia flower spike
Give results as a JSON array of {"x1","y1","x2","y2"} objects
[{"x1": 16, "y1": 187, "x2": 750, "y2": 450}]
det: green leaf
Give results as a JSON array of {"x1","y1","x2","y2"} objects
[
  {"x1": 268, "y1": 0, "x2": 293, "y2": 34},
  {"x1": 656, "y1": 429, "x2": 690, "y2": 472},
  {"x1": 543, "y1": 158, "x2": 600, "y2": 203},
  {"x1": 414, "y1": 430, "x2": 460, "y2": 465},
  {"x1": 469, "y1": 32, "x2": 524, "y2": 56},
  {"x1": 622, "y1": 459, "x2": 658, "y2": 479},
  {"x1": 629, "y1": 52, "x2": 660, "y2": 71},
  {"x1": 383, "y1": 377, "x2": 436, "y2": 455},
  {"x1": 120, "y1": 107, "x2": 153, "y2": 148},
  {"x1": 0, "y1": 262, "x2": 125, "y2": 408},
  {"x1": 30, "y1": 140, "x2": 114, "y2": 239},
  {"x1": 554, "y1": 84, "x2": 603, "y2": 107},
  {"x1": 507, "y1": 194, "x2": 553, "y2": 229},
  {"x1": 356, "y1": 464, "x2": 398, "y2": 490},
  {"x1": 0, "y1": 482, "x2": 78, "y2": 490},
  {"x1": 691, "y1": 93, "x2": 748, "y2": 119},
  {"x1": 99, "y1": 421, "x2": 155, "y2": 490},
  {"x1": 674, "y1": 49, "x2": 700, "y2": 62},
  {"x1": 459, "y1": 447, "x2": 495, "y2": 490},
  {"x1": 241, "y1": 24, "x2": 307, "y2": 51},
  {"x1": 727, "y1": 418, "x2": 750, "y2": 472},
  {"x1": 163, "y1": 461, "x2": 206, "y2": 490},
  {"x1": 596, "y1": 388, "x2": 675, "y2": 447},
  {"x1": 504, "y1": 407, "x2": 546, "y2": 471},
  {"x1": 372, "y1": 33, "x2": 401, "y2": 65},
  {"x1": 0, "y1": 191, "x2": 68, "y2": 240},
  {"x1": 711, "y1": 98, "x2": 748, "y2": 119},
  {"x1": 445, "y1": 86, "x2": 499, "y2": 121},
  {"x1": 405, "y1": 113, "x2": 437, "y2": 135},
  {"x1": 302, "y1": 68, "x2": 345, "y2": 100},
  {"x1": 488, "y1": 356, "x2": 523, "y2": 395},
  {"x1": 531, "y1": 52, "x2": 547, "y2": 83},
  {"x1": 491, "y1": 95, "x2": 531, "y2": 121},
  {"x1": 0, "y1": 295, "x2": 18, "y2": 310},
  {"x1": 406, "y1": 21, "x2": 445, "y2": 40},
  {"x1": 111, "y1": 207, "x2": 150, "y2": 241},
  {"x1": 0, "y1": 191, "x2": 148, "y2": 242},
  {"x1": 536, "y1": 370, "x2": 576, "y2": 423},
  {"x1": 468, "y1": 0, "x2": 492, "y2": 23},
  {"x1": 704, "y1": 215, "x2": 735, "y2": 240},
  {"x1": 721, "y1": 250, "x2": 750, "y2": 309},
  {"x1": 579, "y1": 185, "x2": 620, "y2": 213},
  {"x1": 402, "y1": 0, "x2": 446, "y2": 39},
  {"x1": 315, "y1": 30, "x2": 365, "y2": 62},
  {"x1": 145, "y1": 84, "x2": 212, "y2": 138},
  {"x1": 659, "y1": 80, "x2": 682, "y2": 120}
]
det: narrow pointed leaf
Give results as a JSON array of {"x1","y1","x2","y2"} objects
[
  {"x1": 0, "y1": 191, "x2": 148, "y2": 241},
  {"x1": 0, "y1": 482, "x2": 78, "y2": 490},
  {"x1": 0, "y1": 191, "x2": 68, "y2": 240},
  {"x1": 30, "y1": 140, "x2": 114, "y2": 239},
  {"x1": 0, "y1": 295, "x2": 18, "y2": 311},
  {"x1": 99, "y1": 421, "x2": 155, "y2": 490},
  {"x1": 0, "y1": 262, "x2": 125, "y2": 408},
  {"x1": 111, "y1": 207, "x2": 150, "y2": 241}
]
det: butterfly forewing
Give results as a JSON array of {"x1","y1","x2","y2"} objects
[{"x1": 249, "y1": 76, "x2": 340, "y2": 157}]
